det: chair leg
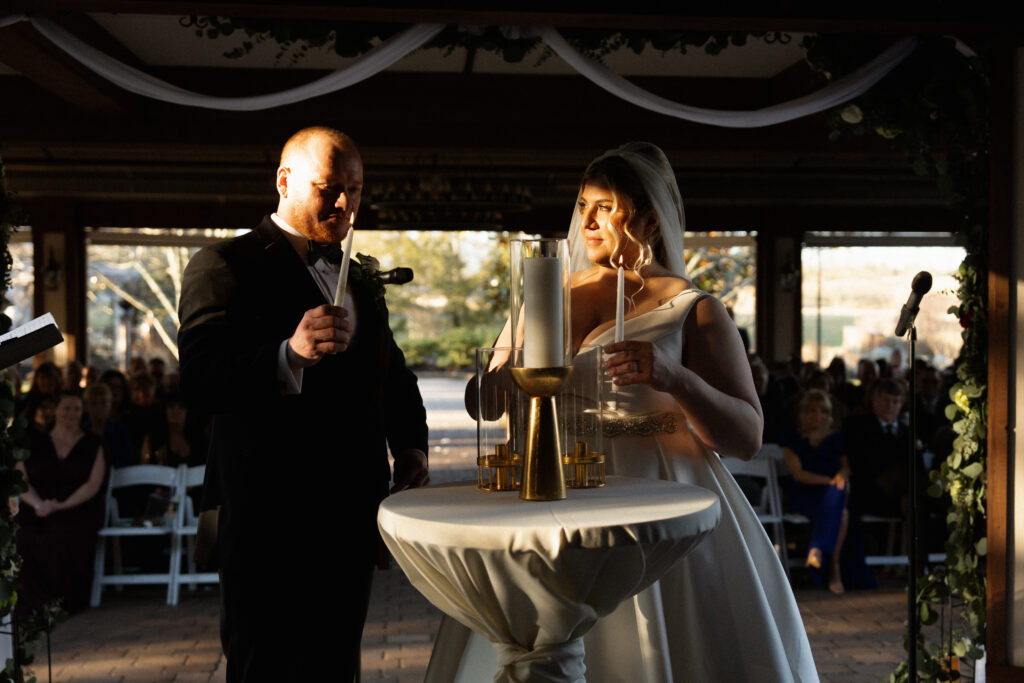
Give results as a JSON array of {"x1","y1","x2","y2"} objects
[
  {"x1": 184, "y1": 536, "x2": 196, "y2": 590},
  {"x1": 168, "y1": 534, "x2": 182, "y2": 606},
  {"x1": 90, "y1": 538, "x2": 106, "y2": 607},
  {"x1": 886, "y1": 521, "x2": 899, "y2": 558},
  {"x1": 112, "y1": 537, "x2": 125, "y2": 592}
]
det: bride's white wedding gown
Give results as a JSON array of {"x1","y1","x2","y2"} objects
[{"x1": 426, "y1": 289, "x2": 818, "y2": 682}]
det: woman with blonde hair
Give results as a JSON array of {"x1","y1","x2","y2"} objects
[{"x1": 781, "y1": 389, "x2": 864, "y2": 594}]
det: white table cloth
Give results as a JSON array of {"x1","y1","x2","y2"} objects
[{"x1": 378, "y1": 476, "x2": 720, "y2": 682}]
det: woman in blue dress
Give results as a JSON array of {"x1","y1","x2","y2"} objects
[{"x1": 781, "y1": 389, "x2": 851, "y2": 594}]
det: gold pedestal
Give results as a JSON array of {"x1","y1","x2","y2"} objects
[{"x1": 509, "y1": 366, "x2": 572, "y2": 501}]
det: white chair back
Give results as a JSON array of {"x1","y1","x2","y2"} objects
[
  {"x1": 92, "y1": 464, "x2": 181, "y2": 607},
  {"x1": 723, "y1": 446, "x2": 790, "y2": 575}
]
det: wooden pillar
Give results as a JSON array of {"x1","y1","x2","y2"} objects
[
  {"x1": 987, "y1": 37, "x2": 1023, "y2": 681},
  {"x1": 29, "y1": 199, "x2": 85, "y2": 367},
  {"x1": 756, "y1": 217, "x2": 802, "y2": 367}
]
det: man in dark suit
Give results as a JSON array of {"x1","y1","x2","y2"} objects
[
  {"x1": 845, "y1": 378, "x2": 909, "y2": 520},
  {"x1": 178, "y1": 127, "x2": 428, "y2": 682}
]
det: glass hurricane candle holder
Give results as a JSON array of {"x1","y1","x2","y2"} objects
[
  {"x1": 475, "y1": 347, "x2": 524, "y2": 491},
  {"x1": 560, "y1": 344, "x2": 606, "y2": 488}
]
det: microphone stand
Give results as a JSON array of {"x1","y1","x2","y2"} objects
[{"x1": 906, "y1": 324, "x2": 920, "y2": 683}]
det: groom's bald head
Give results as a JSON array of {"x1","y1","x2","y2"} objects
[{"x1": 275, "y1": 127, "x2": 363, "y2": 243}]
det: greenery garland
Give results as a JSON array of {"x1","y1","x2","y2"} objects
[
  {"x1": 803, "y1": 34, "x2": 989, "y2": 680},
  {"x1": 1, "y1": 152, "x2": 58, "y2": 683},
  {"x1": 179, "y1": 17, "x2": 777, "y2": 64}
]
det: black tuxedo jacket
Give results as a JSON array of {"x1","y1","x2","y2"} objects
[{"x1": 178, "y1": 217, "x2": 428, "y2": 574}]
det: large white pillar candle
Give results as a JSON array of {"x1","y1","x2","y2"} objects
[
  {"x1": 523, "y1": 256, "x2": 564, "y2": 368},
  {"x1": 614, "y1": 258, "x2": 625, "y2": 343}
]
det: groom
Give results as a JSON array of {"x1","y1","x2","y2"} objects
[{"x1": 178, "y1": 126, "x2": 429, "y2": 682}]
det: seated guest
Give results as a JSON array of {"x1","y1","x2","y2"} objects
[
  {"x1": 23, "y1": 394, "x2": 57, "y2": 435},
  {"x1": 749, "y1": 355, "x2": 786, "y2": 444},
  {"x1": 151, "y1": 393, "x2": 206, "y2": 468},
  {"x1": 128, "y1": 357, "x2": 148, "y2": 377},
  {"x1": 19, "y1": 361, "x2": 62, "y2": 416},
  {"x1": 845, "y1": 378, "x2": 910, "y2": 522},
  {"x1": 64, "y1": 360, "x2": 84, "y2": 393},
  {"x1": 16, "y1": 391, "x2": 106, "y2": 615},
  {"x1": 148, "y1": 357, "x2": 167, "y2": 398},
  {"x1": 915, "y1": 364, "x2": 949, "y2": 449},
  {"x1": 837, "y1": 358, "x2": 880, "y2": 418},
  {"x1": 99, "y1": 369, "x2": 131, "y2": 422},
  {"x1": 80, "y1": 364, "x2": 101, "y2": 389},
  {"x1": 28, "y1": 361, "x2": 62, "y2": 399},
  {"x1": 83, "y1": 382, "x2": 134, "y2": 469},
  {"x1": 124, "y1": 373, "x2": 165, "y2": 463},
  {"x1": 781, "y1": 390, "x2": 870, "y2": 594}
]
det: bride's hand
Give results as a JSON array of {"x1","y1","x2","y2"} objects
[{"x1": 603, "y1": 341, "x2": 677, "y2": 392}]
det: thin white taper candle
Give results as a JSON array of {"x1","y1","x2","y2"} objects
[
  {"x1": 334, "y1": 220, "x2": 355, "y2": 307},
  {"x1": 614, "y1": 256, "x2": 625, "y2": 343}
]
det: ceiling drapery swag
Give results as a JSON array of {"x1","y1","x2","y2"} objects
[
  {"x1": 532, "y1": 27, "x2": 917, "y2": 128},
  {"x1": 2, "y1": 14, "x2": 916, "y2": 127}
]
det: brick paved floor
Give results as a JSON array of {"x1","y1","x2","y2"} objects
[{"x1": 32, "y1": 572, "x2": 942, "y2": 683}]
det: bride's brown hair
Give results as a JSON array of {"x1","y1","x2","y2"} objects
[{"x1": 579, "y1": 155, "x2": 665, "y2": 275}]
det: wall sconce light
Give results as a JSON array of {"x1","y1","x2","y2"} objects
[
  {"x1": 779, "y1": 252, "x2": 800, "y2": 293},
  {"x1": 43, "y1": 247, "x2": 61, "y2": 291}
]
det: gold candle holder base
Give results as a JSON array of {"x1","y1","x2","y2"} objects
[
  {"x1": 477, "y1": 444, "x2": 521, "y2": 491},
  {"x1": 509, "y1": 366, "x2": 572, "y2": 501},
  {"x1": 564, "y1": 441, "x2": 606, "y2": 489}
]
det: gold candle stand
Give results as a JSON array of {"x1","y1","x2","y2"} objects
[
  {"x1": 564, "y1": 441, "x2": 606, "y2": 489},
  {"x1": 477, "y1": 443, "x2": 520, "y2": 491},
  {"x1": 508, "y1": 366, "x2": 572, "y2": 501}
]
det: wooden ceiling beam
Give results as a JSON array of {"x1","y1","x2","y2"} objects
[
  {"x1": 0, "y1": 4, "x2": 1011, "y2": 34},
  {"x1": 0, "y1": 19, "x2": 132, "y2": 115}
]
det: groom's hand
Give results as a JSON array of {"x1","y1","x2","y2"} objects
[
  {"x1": 391, "y1": 450, "x2": 429, "y2": 493},
  {"x1": 287, "y1": 304, "x2": 352, "y2": 367}
]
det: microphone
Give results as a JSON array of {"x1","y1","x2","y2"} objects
[
  {"x1": 894, "y1": 271, "x2": 932, "y2": 337},
  {"x1": 379, "y1": 267, "x2": 413, "y2": 285}
]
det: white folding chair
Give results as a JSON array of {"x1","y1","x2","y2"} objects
[
  {"x1": 90, "y1": 464, "x2": 181, "y2": 607},
  {"x1": 723, "y1": 444, "x2": 791, "y2": 576},
  {"x1": 170, "y1": 464, "x2": 219, "y2": 604}
]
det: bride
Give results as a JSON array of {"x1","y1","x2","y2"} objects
[{"x1": 432, "y1": 142, "x2": 818, "y2": 682}]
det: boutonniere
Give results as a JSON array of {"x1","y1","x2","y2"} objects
[{"x1": 351, "y1": 253, "x2": 387, "y2": 315}]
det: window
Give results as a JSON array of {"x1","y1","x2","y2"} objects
[
  {"x1": 685, "y1": 231, "x2": 756, "y2": 351},
  {"x1": 86, "y1": 227, "x2": 246, "y2": 371},
  {"x1": 801, "y1": 232, "x2": 963, "y2": 373}
]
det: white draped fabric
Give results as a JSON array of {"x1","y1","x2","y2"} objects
[
  {"x1": 534, "y1": 28, "x2": 918, "y2": 128},
  {"x1": 6, "y1": 15, "x2": 444, "y2": 111},
  {"x1": 1, "y1": 14, "x2": 917, "y2": 127}
]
